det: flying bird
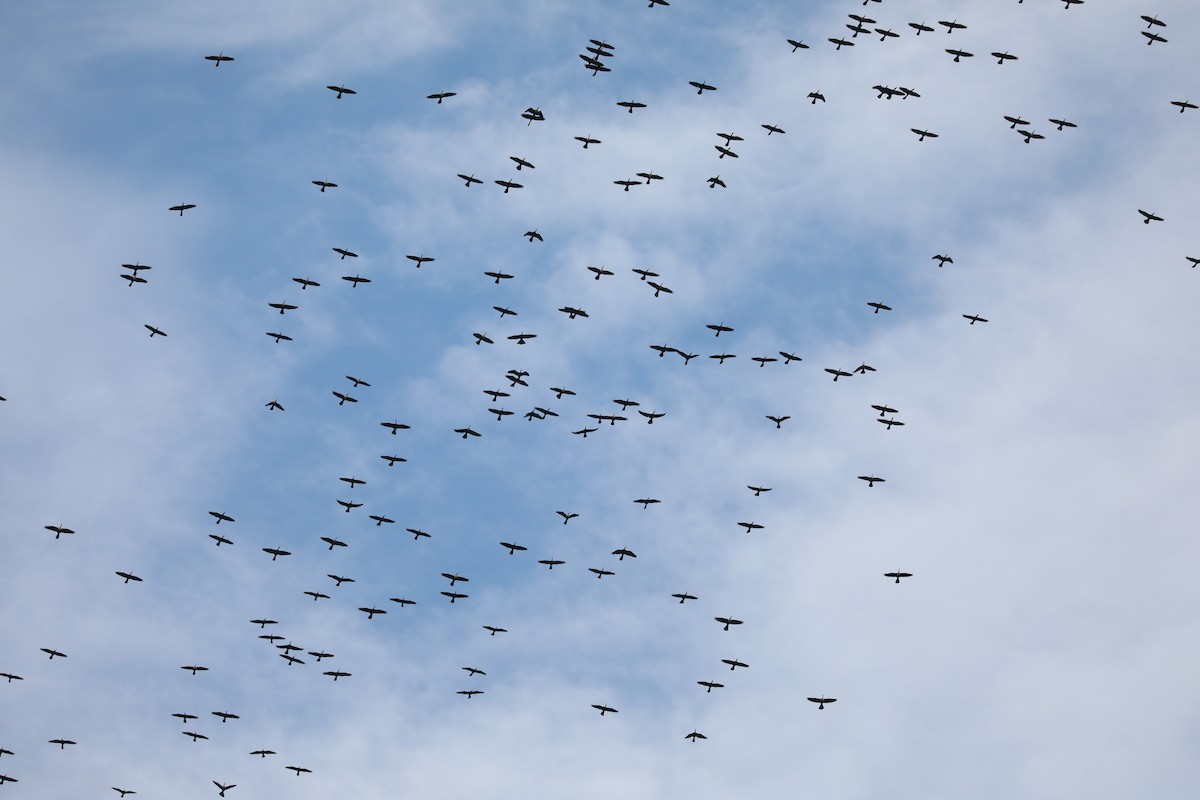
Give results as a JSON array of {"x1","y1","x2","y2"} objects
[
  {"x1": 311, "y1": 180, "x2": 337, "y2": 192},
  {"x1": 885, "y1": 571, "x2": 913, "y2": 583},
  {"x1": 714, "y1": 615, "x2": 743, "y2": 631},
  {"x1": 168, "y1": 203, "x2": 195, "y2": 216},
  {"x1": 963, "y1": 314, "x2": 989, "y2": 325},
  {"x1": 204, "y1": 53, "x2": 234, "y2": 66},
  {"x1": 427, "y1": 90, "x2": 456, "y2": 103},
  {"x1": 326, "y1": 84, "x2": 356, "y2": 98},
  {"x1": 858, "y1": 475, "x2": 885, "y2": 487},
  {"x1": 808, "y1": 696, "x2": 837, "y2": 709}
]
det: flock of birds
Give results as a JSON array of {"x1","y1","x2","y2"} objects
[{"x1": 2, "y1": 3, "x2": 1193, "y2": 795}]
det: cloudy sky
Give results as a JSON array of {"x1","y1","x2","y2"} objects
[{"x1": 2, "y1": 1, "x2": 1199, "y2": 797}]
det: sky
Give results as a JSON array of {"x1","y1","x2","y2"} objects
[{"x1": 2, "y1": 1, "x2": 1199, "y2": 797}]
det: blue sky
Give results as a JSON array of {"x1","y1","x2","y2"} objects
[{"x1": 2, "y1": 1, "x2": 1200, "y2": 797}]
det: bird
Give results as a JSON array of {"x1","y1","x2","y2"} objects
[
  {"x1": 112, "y1": 788, "x2": 136, "y2": 797},
  {"x1": 672, "y1": 592, "x2": 697, "y2": 604},
  {"x1": 1171, "y1": 100, "x2": 1197, "y2": 113},
  {"x1": 617, "y1": 100, "x2": 646, "y2": 113},
  {"x1": 867, "y1": 301, "x2": 892, "y2": 314},
  {"x1": 311, "y1": 179, "x2": 337, "y2": 192},
  {"x1": 787, "y1": 39, "x2": 809, "y2": 51},
  {"x1": 858, "y1": 475, "x2": 885, "y2": 487},
  {"x1": 115, "y1": 570, "x2": 142, "y2": 584},
  {"x1": 483, "y1": 625, "x2": 507, "y2": 636},
  {"x1": 885, "y1": 571, "x2": 913, "y2": 583},
  {"x1": 698, "y1": 680, "x2": 724, "y2": 693},
  {"x1": 592, "y1": 704, "x2": 618, "y2": 715},
  {"x1": 689, "y1": 80, "x2": 716, "y2": 95},
  {"x1": 204, "y1": 53, "x2": 234, "y2": 66},
  {"x1": 684, "y1": 730, "x2": 707, "y2": 742},
  {"x1": 44, "y1": 524, "x2": 75, "y2": 539},
  {"x1": 213, "y1": 781, "x2": 236, "y2": 797},
  {"x1": 326, "y1": 84, "x2": 356, "y2": 98},
  {"x1": 911, "y1": 128, "x2": 939, "y2": 141},
  {"x1": 48, "y1": 739, "x2": 77, "y2": 749},
  {"x1": 761, "y1": 123, "x2": 785, "y2": 135},
  {"x1": 457, "y1": 173, "x2": 483, "y2": 187},
  {"x1": 707, "y1": 175, "x2": 726, "y2": 188},
  {"x1": 427, "y1": 90, "x2": 456, "y2": 103},
  {"x1": 41, "y1": 648, "x2": 67, "y2": 659},
  {"x1": 714, "y1": 615, "x2": 743, "y2": 631},
  {"x1": 286, "y1": 766, "x2": 312, "y2": 776},
  {"x1": 808, "y1": 696, "x2": 836, "y2": 709},
  {"x1": 992, "y1": 51, "x2": 1018, "y2": 64},
  {"x1": 575, "y1": 135, "x2": 601, "y2": 148},
  {"x1": 1137, "y1": 209, "x2": 1163, "y2": 224},
  {"x1": 557, "y1": 511, "x2": 578, "y2": 525},
  {"x1": 144, "y1": 324, "x2": 167, "y2": 338},
  {"x1": 332, "y1": 247, "x2": 357, "y2": 259},
  {"x1": 963, "y1": 314, "x2": 989, "y2": 325},
  {"x1": 168, "y1": 203, "x2": 195, "y2": 216},
  {"x1": 766, "y1": 415, "x2": 790, "y2": 429},
  {"x1": 722, "y1": 658, "x2": 749, "y2": 670}
]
